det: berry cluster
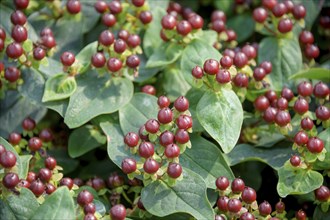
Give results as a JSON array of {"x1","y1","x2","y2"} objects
[
  {"x1": 214, "y1": 176, "x2": 308, "y2": 219},
  {"x1": 298, "y1": 30, "x2": 320, "y2": 60},
  {"x1": 160, "y1": 2, "x2": 204, "y2": 42},
  {"x1": 253, "y1": 0, "x2": 306, "y2": 35},
  {"x1": 122, "y1": 95, "x2": 192, "y2": 184}
]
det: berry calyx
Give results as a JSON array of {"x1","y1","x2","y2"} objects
[
  {"x1": 121, "y1": 158, "x2": 137, "y2": 174},
  {"x1": 167, "y1": 162, "x2": 182, "y2": 178}
]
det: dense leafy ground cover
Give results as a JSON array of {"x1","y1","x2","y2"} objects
[{"x1": 0, "y1": 0, "x2": 330, "y2": 219}]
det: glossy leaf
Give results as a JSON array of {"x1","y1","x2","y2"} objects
[
  {"x1": 20, "y1": 155, "x2": 32, "y2": 179},
  {"x1": 288, "y1": 68, "x2": 330, "y2": 82},
  {"x1": 31, "y1": 187, "x2": 75, "y2": 220},
  {"x1": 75, "y1": 41, "x2": 98, "y2": 73},
  {"x1": 181, "y1": 135, "x2": 234, "y2": 189},
  {"x1": 68, "y1": 125, "x2": 106, "y2": 158},
  {"x1": 141, "y1": 169, "x2": 214, "y2": 219},
  {"x1": 42, "y1": 73, "x2": 77, "y2": 102},
  {"x1": 197, "y1": 89, "x2": 243, "y2": 153},
  {"x1": 185, "y1": 88, "x2": 204, "y2": 132},
  {"x1": 64, "y1": 73, "x2": 133, "y2": 128}
]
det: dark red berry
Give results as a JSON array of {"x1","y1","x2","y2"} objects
[
  {"x1": 139, "y1": 11, "x2": 152, "y2": 24},
  {"x1": 305, "y1": 44, "x2": 320, "y2": 59},
  {"x1": 44, "y1": 183, "x2": 55, "y2": 194},
  {"x1": 14, "y1": 0, "x2": 29, "y2": 9},
  {"x1": 168, "y1": 2, "x2": 182, "y2": 14},
  {"x1": 272, "y1": 3, "x2": 287, "y2": 17},
  {"x1": 263, "y1": 107, "x2": 277, "y2": 123},
  {"x1": 276, "y1": 97, "x2": 288, "y2": 110},
  {"x1": 313, "y1": 82, "x2": 330, "y2": 98},
  {"x1": 99, "y1": 30, "x2": 114, "y2": 46},
  {"x1": 73, "y1": 178, "x2": 84, "y2": 187},
  {"x1": 11, "y1": 10, "x2": 27, "y2": 25},
  {"x1": 242, "y1": 187, "x2": 257, "y2": 204},
  {"x1": 139, "y1": 142, "x2": 155, "y2": 158},
  {"x1": 60, "y1": 177, "x2": 74, "y2": 190},
  {"x1": 107, "y1": 58, "x2": 122, "y2": 72},
  {"x1": 223, "y1": 49, "x2": 235, "y2": 59},
  {"x1": 126, "y1": 55, "x2": 140, "y2": 68},
  {"x1": 226, "y1": 29, "x2": 237, "y2": 42},
  {"x1": 18, "y1": 179, "x2": 30, "y2": 188},
  {"x1": 293, "y1": 98, "x2": 309, "y2": 115},
  {"x1": 294, "y1": 131, "x2": 309, "y2": 146},
  {"x1": 281, "y1": 87, "x2": 294, "y2": 101},
  {"x1": 300, "y1": 117, "x2": 314, "y2": 131},
  {"x1": 211, "y1": 20, "x2": 226, "y2": 33},
  {"x1": 253, "y1": 7, "x2": 268, "y2": 23},
  {"x1": 259, "y1": 201, "x2": 272, "y2": 216},
  {"x1": 108, "y1": 1, "x2": 122, "y2": 14},
  {"x1": 107, "y1": 173, "x2": 124, "y2": 188},
  {"x1": 227, "y1": 199, "x2": 242, "y2": 213},
  {"x1": 41, "y1": 35, "x2": 56, "y2": 48},
  {"x1": 167, "y1": 162, "x2": 182, "y2": 178},
  {"x1": 254, "y1": 96, "x2": 270, "y2": 112},
  {"x1": 316, "y1": 106, "x2": 330, "y2": 121},
  {"x1": 94, "y1": 1, "x2": 108, "y2": 13},
  {"x1": 275, "y1": 201, "x2": 285, "y2": 213},
  {"x1": 297, "y1": 81, "x2": 313, "y2": 97},
  {"x1": 27, "y1": 171, "x2": 37, "y2": 183},
  {"x1": 299, "y1": 31, "x2": 314, "y2": 44},
  {"x1": 211, "y1": 10, "x2": 226, "y2": 22},
  {"x1": 8, "y1": 132, "x2": 21, "y2": 145},
  {"x1": 175, "y1": 129, "x2": 189, "y2": 144},
  {"x1": 231, "y1": 178, "x2": 245, "y2": 193},
  {"x1": 38, "y1": 168, "x2": 52, "y2": 182},
  {"x1": 6, "y1": 42, "x2": 23, "y2": 59},
  {"x1": 242, "y1": 45, "x2": 257, "y2": 60},
  {"x1": 192, "y1": 66, "x2": 204, "y2": 79},
  {"x1": 0, "y1": 144, "x2": 5, "y2": 155},
  {"x1": 216, "y1": 176, "x2": 229, "y2": 191},
  {"x1": 262, "y1": 0, "x2": 277, "y2": 10},
  {"x1": 295, "y1": 210, "x2": 307, "y2": 220},
  {"x1": 0, "y1": 39, "x2": 4, "y2": 52},
  {"x1": 260, "y1": 61, "x2": 272, "y2": 74},
  {"x1": 66, "y1": 0, "x2": 81, "y2": 14},
  {"x1": 40, "y1": 27, "x2": 53, "y2": 37},
  {"x1": 3, "y1": 172, "x2": 19, "y2": 189},
  {"x1": 91, "y1": 52, "x2": 106, "y2": 68},
  {"x1": 315, "y1": 185, "x2": 330, "y2": 202},
  {"x1": 102, "y1": 13, "x2": 116, "y2": 27},
  {"x1": 216, "y1": 69, "x2": 231, "y2": 84},
  {"x1": 60, "y1": 52, "x2": 75, "y2": 66},
  {"x1": 114, "y1": 39, "x2": 127, "y2": 54},
  {"x1": 110, "y1": 204, "x2": 126, "y2": 220},
  {"x1": 91, "y1": 177, "x2": 105, "y2": 191},
  {"x1": 143, "y1": 158, "x2": 160, "y2": 174},
  {"x1": 124, "y1": 132, "x2": 139, "y2": 147},
  {"x1": 165, "y1": 144, "x2": 180, "y2": 158},
  {"x1": 33, "y1": 47, "x2": 46, "y2": 61},
  {"x1": 28, "y1": 137, "x2": 43, "y2": 151},
  {"x1": 253, "y1": 67, "x2": 266, "y2": 81},
  {"x1": 145, "y1": 119, "x2": 160, "y2": 134},
  {"x1": 43, "y1": 157, "x2": 56, "y2": 171},
  {"x1": 203, "y1": 59, "x2": 220, "y2": 75},
  {"x1": 22, "y1": 117, "x2": 36, "y2": 131},
  {"x1": 284, "y1": 0, "x2": 294, "y2": 12},
  {"x1": 292, "y1": 4, "x2": 306, "y2": 19},
  {"x1": 278, "y1": 18, "x2": 293, "y2": 33},
  {"x1": 188, "y1": 14, "x2": 204, "y2": 29},
  {"x1": 233, "y1": 73, "x2": 249, "y2": 88},
  {"x1": 77, "y1": 190, "x2": 94, "y2": 206},
  {"x1": 159, "y1": 131, "x2": 174, "y2": 147},
  {"x1": 5, "y1": 67, "x2": 21, "y2": 83},
  {"x1": 234, "y1": 52, "x2": 248, "y2": 68},
  {"x1": 0, "y1": 151, "x2": 17, "y2": 168},
  {"x1": 11, "y1": 25, "x2": 27, "y2": 42},
  {"x1": 0, "y1": 28, "x2": 5, "y2": 40},
  {"x1": 157, "y1": 96, "x2": 170, "y2": 108},
  {"x1": 39, "y1": 129, "x2": 53, "y2": 142},
  {"x1": 174, "y1": 96, "x2": 189, "y2": 112},
  {"x1": 127, "y1": 34, "x2": 141, "y2": 48},
  {"x1": 161, "y1": 14, "x2": 176, "y2": 29},
  {"x1": 137, "y1": 198, "x2": 145, "y2": 210},
  {"x1": 220, "y1": 56, "x2": 233, "y2": 69},
  {"x1": 84, "y1": 203, "x2": 96, "y2": 214},
  {"x1": 141, "y1": 85, "x2": 156, "y2": 95},
  {"x1": 275, "y1": 110, "x2": 291, "y2": 127},
  {"x1": 121, "y1": 158, "x2": 137, "y2": 174},
  {"x1": 176, "y1": 115, "x2": 192, "y2": 130},
  {"x1": 132, "y1": 0, "x2": 145, "y2": 7},
  {"x1": 240, "y1": 212, "x2": 255, "y2": 220},
  {"x1": 307, "y1": 137, "x2": 324, "y2": 153},
  {"x1": 29, "y1": 179, "x2": 45, "y2": 196},
  {"x1": 217, "y1": 196, "x2": 229, "y2": 212}
]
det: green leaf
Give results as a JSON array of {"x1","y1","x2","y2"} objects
[
  {"x1": 75, "y1": 41, "x2": 98, "y2": 73},
  {"x1": 132, "y1": 55, "x2": 160, "y2": 83},
  {"x1": 20, "y1": 155, "x2": 32, "y2": 179},
  {"x1": 288, "y1": 68, "x2": 330, "y2": 82},
  {"x1": 313, "y1": 205, "x2": 330, "y2": 220},
  {"x1": 181, "y1": 39, "x2": 221, "y2": 85},
  {"x1": 31, "y1": 187, "x2": 75, "y2": 220},
  {"x1": 42, "y1": 73, "x2": 77, "y2": 102},
  {"x1": 141, "y1": 169, "x2": 214, "y2": 219},
  {"x1": 64, "y1": 73, "x2": 133, "y2": 128},
  {"x1": 195, "y1": 30, "x2": 217, "y2": 46},
  {"x1": 181, "y1": 135, "x2": 234, "y2": 189},
  {"x1": 258, "y1": 37, "x2": 302, "y2": 90},
  {"x1": 22, "y1": 39, "x2": 33, "y2": 52},
  {"x1": 196, "y1": 89, "x2": 243, "y2": 153},
  {"x1": 119, "y1": 93, "x2": 158, "y2": 134},
  {"x1": 185, "y1": 88, "x2": 204, "y2": 132},
  {"x1": 227, "y1": 13, "x2": 255, "y2": 43},
  {"x1": 146, "y1": 42, "x2": 184, "y2": 69},
  {"x1": 68, "y1": 125, "x2": 106, "y2": 158},
  {"x1": 226, "y1": 143, "x2": 294, "y2": 170},
  {"x1": 277, "y1": 161, "x2": 323, "y2": 198},
  {"x1": 313, "y1": 128, "x2": 330, "y2": 170},
  {"x1": 214, "y1": 0, "x2": 233, "y2": 15}
]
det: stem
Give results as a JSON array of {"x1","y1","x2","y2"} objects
[{"x1": 122, "y1": 190, "x2": 133, "y2": 205}]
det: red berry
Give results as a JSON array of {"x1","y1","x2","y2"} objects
[
  {"x1": 66, "y1": 0, "x2": 81, "y2": 14},
  {"x1": 293, "y1": 98, "x2": 309, "y2": 115},
  {"x1": 211, "y1": 10, "x2": 226, "y2": 22},
  {"x1": 94, "y1": 1, "x2": 108, "y2": 13},
  {"x1": 297, "y1": 81, "x2": 313, "y2": 97},
  {"x1": 215, "y1": 176, "x2": 229, "y2": 190},
  {"x1": 139, "y1": 141, "x2": 155, "y2": 158},
  {"x1": 77, "y1": 190, "x2": 94, "y2": 206},
  {"x1": 6, "y1": 42, "x2": 23, "y2": 59},
  {"x1": 41, "y1": 35, "x2": 56, "y2": 48},
  {"x1": 59, "y1": 177, "x2": 74, "y2": 190},
  {"x1": 143, "y1": 158, "x2": 159, "y2": 174},
  {"x1": 132, "y1": 0, "x2": 145, "y2": 7},
  {"x1": 253, "y1": 7, "x2": 268, "y2": 23},
  {"x1": 161, "y1": 14, "x2": 176, "y2": 29},
  {"x1": 118, "y1": 29, "x2": 129, "y2": 39},
  {"x1": 275, "y1": 201, "x2": 285, "y2": 213},
  {"x1": 265, "y1": 90, "x2": 277, "y2": 102},
  {"x1": 231, "y1": 178, "x2": 245, "y2": 193},
  {"x1": 22, "y1": 117, "x2": 36, "y2": 131},
  {"x1": 240, "y1": 212, "x2": 255, "y2": 220},
  {"x1": 102, "y1": 13, "x2": 116, "y2": 27},
  {"x1": 254, "y1": 96, "x2": 270, "y2": 112},
  {"x1": 262, "y1": 0, "x2": 277, "y2": 10},
  {"x1": 272, "y1": 3, "x2": 287, "y2": 17},
  {"x1": 242, "y1": 45, "x2": 257, "y2": 60},
  {"x1": 300, "y1": 117, "x2": 314, "y2": 131},
  {"x1": 114, "y1": 39, "x2": 127, "y2": 54},
  {"x1": 126, "y1": 55, "x2": 140, "y2": 68},
  {"x1": 294, "y1": 131, "x2": 309, "y2": 146},
  {"x1": 18, "y1": 179, "x2": 31, "y2": 188},
  {"x1": 220, "y1": 56, "x2": 233, "y2": 69},
  {"x1": 121, "y1": 158, "x2": 137, "y2": 174},
  {"x1": 253, "y1": 67, "x2": 266, "y2": 81},
  {"x1": 227, "y1": 198, "x2": 242, "y2": 213},
  {"x1": 40, "y1": 27, "x2": 53, "y2": 37},
  {"x1": 139, "y1": 11, "x2": 152, "y2": 24},
  {"x1": 91, "y1": 52, "x2": 106, "y2": 68},
  {"x1": 84, "y1": 203, "x2": 96, "y2": 214},
  {"x1": 192, "y1": 66, "x2": 204, "y2": 79},
  {"x1": 277, "y1": 97, "x2": 288, "y2": 110},
  {"x1": 26, "y1": 171, "x2": 37, "y2": 183},
  {"x1": 33, "y1": 47, "x2": 46, "y2": 61},
  {"x1": 226, "y1": 29, "x2": 237, "y2": 42},
  {"x1": 275, "y1": 110, "x2": 291, "y2": 127},
  {"x1": 108, "y1": 1, "x2": 122, "y2": 14},
  {"x1": 28, "y1": 137, "x2": 43, "y2": 151},
  {"x1": 110, "y1": 204, "x2": 126, "y2": 220},
  {"x1": 157, "y1": 96, "x2": 170, "y2": 108},
  {"x1": 159, "y1": 131, "x2": 174, "y2": 147},
  {"x1": 167, "y1": 162, "x2": 182, "y2": 178},
  {"x1": 176, "y1": 115, "x2": 192, "y2": 130},
  {"x1": 99, "y1": 30, "x2": 114, "y2": 46},
  {"x1": 278, "y1": 18, "x2": 293, "y2": 33},
  {"x1": 299, "y1": 30, "x2": 314, "y2": 44},
  {"x1": 242, "y1": 187, "x2": 257, "y2": 204},
  {"x1": 217, "y1": 196, "x2": 229, "y2": 212},
  {"x1": 313, "y1": 82, "x2": 330, "y2": 98},
  {"x1": 263, "y1": 107, "x2": 278, "y2": 123},
  {"x1": 223, "y1": 49, "x2": 235, "y2": 59},
  {"x1": 259, "y1": 201, "x2": 272, "y2": 216},
  {"x1": 216, "y1": 69, "x2": 231, "y2": 84},
  {"x1": 0, "y1": 144, "x2": 5, "y2": 155},
  {"x1": 305, "y1": 44, "x2": 320, "y2": 59},
  {"x1": 0, "y1": 151, "x2": 17, "y2": 168},
  {"x1": 107, "y1": 173, "x2": 124, "y2": 188},
  {"x1": 292, "y1": 4, "x2": 306, "y2": 19},
  {"x1": 290, "y1": 155, "x2": 301, "y2": 167},
  {"x1": 29, "y1": 179, "x2": 45, "y2": 196},
  {"x1": 165, "y1": 143, "x2": 180, "y2": 158},
  {"x1": 5, "y1": 67, "x2": 21, "y2": 83},
  {"x1": 295, "y1": 210, "x2": 307, "y2": 220},
  {"x1": 14, "y1": 0, "x2": 29, "y2": 9},
  {"x1": 11, "y1": 25, "x2": 27, "y2": 42},
  {"x1": 174, "y1": 96, "x2": 189, "y2": 112},
  {"x1": 233, "y1": 73, "x2": 249, "y2": 88},
  {"x1": 260, "y1": 61, "x2": 272, "y2": 74},
  {"x1": 124, "y1": 132, "x2": 139, "y2": 147},
  {"x1": 127, "y1": 34, "x2": 141, "y2": 48},
  {"x1": 203, "y1": 59, "x2": 220, "y2": 75},
  {"x1": 3, "y1": 172, "x2": 19, "y2": 189},
  {"x1": 175, "y1": 129, "x2": 190, "y2": 144},
  {"x1": 84, "y1": 214, "x2": 97, "y2": 220},
  {"x1": 283, "y1": 0, "x2": 294, "y2": 12},
  {"x1": 188, "y1": 14, "x2": 204, "y2": 29},
  {"x1": 44, "y1": 156, "x2": 57, "y2": 170},
  {"x1": 281, "y1": 87, "x2": 294, "y2": 101},
  {"x1": 61, "y1": 52, "x2": 75, "y2": 66},
  {"x1": 107, "y1": 58, "x2": 122, "y2": 72},
  {"x1": 234, "y1": 52, "x2": 248, "y2": 68},
  {"x1": 11, "y1": 10, "x2": 27, "y2": 25},
  {"x1": 211, "y1": 20, "x2": 226, "y2": 33},
  {"x1": 39, "y1": 129, "x2": 53, "y2": 142},
  {"x1": 141, "y1": 85, "x2": 156, "y2": 95},
  {"x1": 315, "y1": 106, "x2": 330, "y2": 121},
  {"x1": 307, "y1": 137, "x2": 324, "y2": 153},
  {"x1": 0, "y1": 28, "x2": 5, "y2": 40},
  {"x1": 314, "y1": 185, "x2": 330, "y2": 202}
]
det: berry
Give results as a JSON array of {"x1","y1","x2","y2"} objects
[
  {"x1": 124, "y1": 132, "x2": 139, "y2": 147},
  {"x1": 159, "y1": 131, "x2": 174, "y2": 147},
  {"x1": 45, "y1": 183, "x2": 56, "y2": 194},
  {"x1": 157, "y1": 108, "x2": 173, "y2": 124},
  {"x1": 161, "y1": 14, "x2": 176, "y2": 29},
  {"x1": 307, "y1": 137, "x2": 324, "y2": 153},
  {"x1": 227, "y1": 199, "x2": 242, "y2": 213},
  {"x1": 6, "y1": 42, "x2": 23, "y2": 59},
  {"x1": 260, "y1": 61, "x2": 272, "y2": 74},
  {"x1": 226, "y1": 29, "x2": 237, "y2": 42},
  {"x1": 313, "y1": 82, "x2": 330, "y2": 98},
  {"x1": 217, "y1": 196, "x2": 229, "y2": 212},
  {"x1": 284, "y1": 0, "x2": 294, "y2": 12},
  {"x1": 8, "y1": 132, "x2": 21, "y2": 145},
  {"x1": 281, "y1": 87, "x2": 294, "y2": 101},
  {"x1": 126, "y1": 55, "x2": 140, "y2": 68},
  {"x1": 29, "y1": 179, "x2": 45, "y2": 196},
  {"x1": 137, "y1": 198, "x2": 145, "y2": 210},
  {"x1": 22, "y1": 117, "x2": 36, "y2": 131},
  {"x1": 305, "y1": 44, "x2": 320, "y2": 59},
  {"x1": 295, "y1": 210, "x2": 307, "y2": 220},
  {"x1": 5, "y1": 67, "x2": 21, "y2": 83},
  {"x1": 84, "y1": 214, "x2": 97, "y2": 220},
  {"x1": 94, "y1": 1, "x2": 108, "y2": 13},
  {"x1": 314, "y1": 185, "x2": 330, "y2": 202},
  {"x1": 277, "y1": 97, "x2": 288, "y2": 110},
  {"x1": 143, "y1": 158, "x2": 160, "y2": 174},
  {"x1": 253, "y1": 7, "x2": 268, "y2": 23},
  {"x1": 0, "y1": 39, "x2": 4, "y2": 52},
  {"x1": 242, "y1": 45, "x2": 257, "y2": 60},
  {"x1": 176, "y1": 20, "x2": 192, "y2": 36},
  {"x1": 240, "y1": 212, "x2": 255, "y2": 220},
  {"x1": 176, "y1": 115, "x2": 192, "y2": 130},
  {"x1": 223, "y1": 49, "x2": 235, "y2": 59},
  {"x1": 158, "y1": 96, "x2": 170, "y2": 108},
  {"x1": 59, "y1": 177, "x2": 74, "y2": 190},
  {"x1": 215, "y1": 176, "x2": 230, "y2": 190},
  {"x1": 138, "y1": 125, "x2": 149, "y2": 141},
  {"x1": 211, "y1": 10, "x2": 226, "y2": 22},
  {"x1": 292, "y1": 4, "x2": 306, "y2": 19},
  {"x1": 167, "y1": 162, "x2": 182, "y2": 178},
  {"x1": 41, "y1": 35, "x2": 56, "y2": 48},
  {"x1": 220, "y1": 56, "x2": 233, "y2": 69},
  {"x1": 165, "y1": 144, "x2": 180, "y2": 158},
  {"x1": 294, "y1": 131, "x2": 309, "y2": 146},
  {"x1": 11, "y1": 25, "x2": 27, "y2": 42},
  {"x1": 33, "y1": 47, "x2": 46, "y2": 61},
  {"x1": 262, "y1": 0, "x2": 277, "y2": 10},
  {"x1": 40, "y1": 27, "x2": 53, "y2": 37},
  {"x1": 233, "y1": 73, "x2": 249, "y2": 88},
  {"x1": 0, "y1": 151, "x2": 17, "y2": 168},
  {"x1": 91, "y1": 177, "x2": 106, "y2": 191},
  {"x1": 242, "y1": 187, "x2": 257, "y2": 204},
  {"x1": 299, "y1": 31, "x2": 314, "y2": 44},
  {"x1": 0, "y1": 28, "x2": 5, "y2": 40},
  {"x1": 11, "y1": 10, "x2": 27, "y2": 25},
  {"x1": 315, "y1": 106, "x2": 330, "y2": 121},
  {"x1": 231, "y1": 178, "x2": 245, "y2": 193},
  {"x1": 127, "y1": 34, "x2": 141, "y2": 48},
  {"x1": 0, "y1": 144, "x2": 5, "y2": 155},
  {"x1": 61, "y1": 52, "x2": 75, "y2": 66},
  {"x1": 203, "y1": 59, "x2": 219, "y2": 75},
  {"x1": 28, "y1": 137, "x2": 43, "y2": 151},
  {"x1": 145, "y1": 119, "x2": 160, "y2": 134},
  {"x1": 175, "y1": 129, "x2": 189, "y2": 144},
  {"x1": 174, "y1": 96, "x2": 189, "y2": 112},
  {"x1": 84, "y1": 203, "x2": 96, "y2": 214},
  {"x1": 39, "y1": 129, "x2": 53, "y2": 142},
  {"x1": 121, "y1": 158, "x2": 136, "y2": 174},
  {"x1": 300, "y1": 117, "x2": 314, "y2": 131},
  {"x1": 259, "y1": 201, "x2": 272, "y2": 216},
  {"x1": 139, "y1": 142, "x2": 155, "y2": 158},
  {"x1": 108, "y1": 1, "x2": 122, "y2": 14},
  {"x1": 114, "y1": 39, "x2": 127, "y2": 54},
  {"x1": 3, "y1": 173, "x2": 19, "y2": 189},
  {"x1": 263, "y1": 107, "x2": 277, "y2": 123},
  {"x1": 272, "y1": 3, "x2": 287, "y2": 17},
  {"x1": 192, "y1": 66, "x2": 204, "y2": 79},
  {"x1": 110, "y1": 204, "x2": 126, "y2": 220},
  {"x1": 27, "y1": 171, "x2": 37, "y2": 183},
  {"x1": 132, "y1": 0, "x2": 145, "y2": 7},
  {"x1": 14, "y1": 0, "x2": 29, "y2": 9},
  {"x1": 290, "y1": 156, "x2": 303, "y2": 168},
  {"x1": 253, "y1": 67, "x2": 266, "y2": 81},
  {"x1": 38, "y1": 168, "x2": 52, "y2": 182},
  {"x1": 102, "y1": 13, "x2": 116, "y2": 27},
  {"x1": 18, "y1": 179, "x2": 30, "y2": 188},
  {"x1": 188, "y1": 14, "x2": 204, "y2": 29},
  {"x1": 275, "y1": 110, "x2": 291, "y2": 127},
  {"x1": 211, "y1": 20, "x2": 226, "y2": 33},
  {"x1": 234, "y1": 52, "x2": 249, "y2": 68},
  {"x1": 77, "y1": 190, "x2": 94, "y2": 206},
  {"x1": 141, "y1": 85, "x2": 156, "y2": 95},
  {"x1": 107, "y1": 58, "x2": 122, "y2": 72},
  {"x1": 254, "y1": 96, "x2": 270, "y2": 112},
  {"x1": 265, "y1": 90, "x2": 277, "y2": 102},
  {"x1": 99, "y1": 30, "x2": 114, "y2": 46},
  {"x1": 275, "y1": 201, "x2": 285, "y2": 213},
  {"x1": 73, "y1": 178, "x2": 84, "y2": 187},
  {"x1": 139, "y1": 11, "x2": 153, "y2": 24},
  {"x1": 91, "y1": 52, "x2": 106, "y2": 68},
  {"x1": 66, "y1": 0, "x2": 81, "y2": 14},
  {"x1": 278, "y1": 18, "x2": 293, "y2": 33},
  {"x1": 117, "y1": 30, "x2": 129, "y2": 41},
  {"x1": 216, "y1": 69, "x2": 231, "y2": 84},
  {"x1": 297, "y1": 81, "x2": 313, "y2": 97},
  {"x1": 107, "y1": 173, "x2": 124, "y2": 188}
]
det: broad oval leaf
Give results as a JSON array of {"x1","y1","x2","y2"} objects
[
  {"x1": 185, "y1": 88, "x2": 205, "y2": 132},
  {"x1": 288, "y1": 68, "x2": 330, "y2": 82},
  {"x1": 277, "y1": 161, "x2": 323, "y2": 198},
  {"x1": 64, "y1": 73, "x2": 133, "y2": 128},
  {"x1": 75, "y1": 41, "x2": 98, "y2": 73},
  {"x1": 68, "y1": 125, "x2": 106, "y2": 158},
  {"x1": 181, "y1": 134, "x2": 234, "y2": 189},
  {"x1": 258, "y1": 37, "x2": 302, "y2": 90},
  {"x1": 196, "y1": 89, "x2": 243, "y2": 153},
  {"x1": 42, "y1": 73, "x2": 77, "y2": 102},
  {"x1": 119, "y1": 93, "x2": 158, "y2": 134},
  {"x1": 141, "y1": 169, "x2": 214, "y2": 220},
  {"x1": 181, "y1": 39, "x2": 222, "y2": 86}
]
